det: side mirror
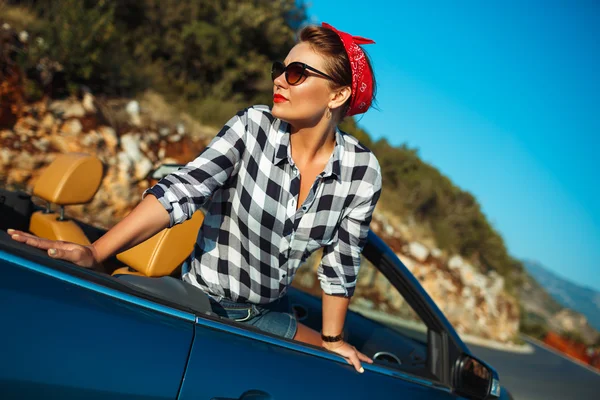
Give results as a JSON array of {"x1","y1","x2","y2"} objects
[
  {"x1": 454, "y1": 354, "x2": 500, "y2": 399},
  {"x1": 149, "y1": 164, "x2": 185, "y2": 181}
]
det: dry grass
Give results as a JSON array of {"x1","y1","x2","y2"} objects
[
  {"x1": 139, "y1": 90, "x2": 217, "y2": 140},
  {"x1": 0, "y1": 2, "x2": 44, "y2": 32},
  {"x1": 93, "y1": 90, "x2": 218, "y2": 141}
]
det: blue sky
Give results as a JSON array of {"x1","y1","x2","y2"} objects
[{"x1": 306, "y1": 1, "x2": 600, "y2": 290}]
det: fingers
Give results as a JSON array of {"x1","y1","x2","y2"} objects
[
  {"x1": 348, "y1": 351, "x2": 364, "y2": 373},
  {"x1": 8, "y1": 229, "x2": 39, "y2": 241},
  {"x1": 357, "y1": 350, "x2": 373, "y2": 364},
  {"x1": 9, "y1": 230, "x2": 55, "y2": 249},
  {"x1": 7, "y1": 228, "x2": 93, "y2": 268}
]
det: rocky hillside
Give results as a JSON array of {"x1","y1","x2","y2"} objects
[
  {"x1": 1, "y1": 92, "x2": 214, "y2": 227},
  {"x1": 363, "y1": 214, "x2": 519, "y2": 342}
]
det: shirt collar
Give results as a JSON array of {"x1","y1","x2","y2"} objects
[
  {"x1": 273, "y1": 122, "x2": 344, "y2": 181},
  {"x1": 273, "y1": 120, "x2": 290, "y2": 166}
]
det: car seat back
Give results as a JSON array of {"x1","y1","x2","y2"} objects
[{"x1": 112, "y1": 210, "x2": 204, "y2": 277}]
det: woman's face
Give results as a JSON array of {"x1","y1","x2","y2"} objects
[{"x1": 271, "y1": 42, "x2": 334, "y2": 126}]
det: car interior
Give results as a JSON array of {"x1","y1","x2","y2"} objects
[{"x1": 0, "y1": 152, "x2": 436, "y2": 382}]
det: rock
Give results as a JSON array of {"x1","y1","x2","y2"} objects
[
  {"x1": 146, "y1": 132, "x2": 159, "y2": 142},
  {"x1": 120, "y1": 134, "x2": 144, "y2": 163},
  {"x1": 98, "y1": 126, "x2": 118, "y2": 152},
  {"x1": 18, "y1": 31, "x2": 28, "y2": 43},
  {"x1": 13, "y1": 151, "x2": 35, "y2": 170},
  {"x1": 32, "y1": 138, "x2": 50, "y2": 152},
  {"x1": 460, "y1": 266, "x2": 476, "y2": 286},
  {"x1": 167, "y1": 134, "x2": 182, "y2": 143},
  {"x1": 0, "y1": 148, "x2": 12, "y2": 165},
  {"x1": 448, "y1": 255, "x2": 464, "y2": 269},
  {"x1": 431, "y1": 248, "x2": 443, "y2": 259},
  {"x1": 438, "y1": 274, "x2": 457, "y2": 294},
  {"x1": 487, "y1": 274, "x2": 505, "y2": 295},
  {"x1": 80, "y1": 131, "x2": 102, "y2": 147},
  {"x1": 472, "y1": 274, "x2": 488, "y2": 290},
  {"x1": 14, "y1": 124, "x2": 34, "y2": 138},
  {"x1": 176, "y1": 122, "x2": 185, "y2": 135},
  {"x1": 64, "y1": 103, "x2": 85, "y2": 118},
  {"x1": 159, "y1": 127, "x2": 170, "y2": 137},
  {"x1": 61, "y1": 119, "x2": 82, "y2": 136},
  {"x1": 408, "y1": 242, "x2": 429, "y2": 262},
  {"x1": 49, "y1": 135, "x2": 70, "y2": 153},
  {"x1": 1, "y1": 130, "x2": 13, "y2": 139},
  {"x1": 135, "y1": 158, "x2": 153, "y2": 181},
  {"x1": 40, "y1": 113, "x2": 55, "y2": 130},
  {"x1": 49, "y1": 99, "x2": 85, "y2": 118},
  {"x1": 126, "y1": 100, "x2": 141, "y2": 126},
  {"x1": 82, "y1": 92, "x2": 96, "y2": 113},
  {"x1": 384, "y1": 222, "x2": 394, "y2": 236}
]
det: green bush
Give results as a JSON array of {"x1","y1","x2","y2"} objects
[{"x1": 13, "y1": 0, "x2": 305, "y2": 101}]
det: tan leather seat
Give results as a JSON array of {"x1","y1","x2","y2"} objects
[
  {"x1": 112, "y1": 210, "x2": 204, "y2": 277},
  {"x1": 30, "y1": 153, "x2": 104, "y2": 246}
]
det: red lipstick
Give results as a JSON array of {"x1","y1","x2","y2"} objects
[{"x1": 273, "y1": 94, "x2": 288, "y2": 103}]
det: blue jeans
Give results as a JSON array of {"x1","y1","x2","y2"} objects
[{"x1": 208, "y1": 296, "x2": 298, "y2": 339}]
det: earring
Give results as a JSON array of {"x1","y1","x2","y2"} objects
[{"x1": 325, "y1": 107, "x2": 332, "y2": 119}]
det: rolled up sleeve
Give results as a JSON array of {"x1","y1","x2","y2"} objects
[
  {"x1": 318, "y1": 170, "x2": 382, "y2": 297},
  {"x1": 143, "y1": 109, "x2": 248, "y2": 227}
]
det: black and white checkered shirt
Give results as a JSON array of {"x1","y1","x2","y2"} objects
[{"x1": 145, "y1": 106, "x2": 382, "y2": 304}]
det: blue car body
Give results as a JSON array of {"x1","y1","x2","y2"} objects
[{"x1": 0, "y1": 228, "x2": 509, "y2": 399}]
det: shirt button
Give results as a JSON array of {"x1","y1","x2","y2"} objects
[{"x1": 291, "y1": 198, "x2": 296, "y2": 206}]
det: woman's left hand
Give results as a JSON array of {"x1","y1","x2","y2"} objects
[{"x1": 323, "y1": 340, "x2": 373, "y2": 373}]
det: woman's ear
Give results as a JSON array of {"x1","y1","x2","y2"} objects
[{"x1": 329, "y1": 86, "x2": 352, "y2": 110}]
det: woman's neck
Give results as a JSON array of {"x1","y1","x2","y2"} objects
[{"x1": 289, "y1": 119, "x2": 336, "y2": 165}]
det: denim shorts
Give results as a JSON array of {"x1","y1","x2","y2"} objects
[{"x1": 208, "y1": 296, "x2": 298, "y2": 339}]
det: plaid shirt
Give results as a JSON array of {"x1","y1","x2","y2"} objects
[{"x1": 145, "y1": 106, "x2": 382, "y2": 304}]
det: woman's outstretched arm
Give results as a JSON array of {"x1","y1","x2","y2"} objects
[{"x1": 9, "y1": 194, "x2": 169, "y2": 268}]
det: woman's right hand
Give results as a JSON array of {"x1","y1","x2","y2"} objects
[{"x1": 7, "y1": 229, "x2": 100, "y2": 269}]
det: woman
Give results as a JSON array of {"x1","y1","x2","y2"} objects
[{"x1": 9, "y1": 23, "x2": 381, "y2": 373}]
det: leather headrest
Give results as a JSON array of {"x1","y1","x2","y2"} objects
[{"x1": 33, "y1": 153, "x2": 104, "y2": 205}]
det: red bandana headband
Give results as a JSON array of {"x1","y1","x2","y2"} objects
[{"x1": 322, "y1": 22, "x2": 375, "y2": 116}]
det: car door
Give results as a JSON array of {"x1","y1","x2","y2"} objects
[
  {"x1": 178, "y1": 231, "x2": 466, "y2": 400},
  {"x1": 0, "y1": 236, "x2": 195, "y2": 400},
  {"x1": 178, "y1": 317, "x2": 458, "y2": 400}
]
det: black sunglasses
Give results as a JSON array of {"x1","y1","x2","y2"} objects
[{"x1": 271, "y1": 61, "x2": 334, "y2": 85}]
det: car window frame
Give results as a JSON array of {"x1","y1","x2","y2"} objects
[{"x1": 360, "y1": 231, "x2": 470, "y2": 386}]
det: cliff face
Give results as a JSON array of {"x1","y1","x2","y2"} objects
[
  {"x1": 369, "y1": 214, "x2": 521, "y2": 343},
  {"x1": 0, "y1": 90, "x2": 213, "y2": 229}
]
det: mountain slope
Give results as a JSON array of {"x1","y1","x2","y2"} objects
[{"x1": 524, "y1": 260, "x2": 600, "y2": 332}]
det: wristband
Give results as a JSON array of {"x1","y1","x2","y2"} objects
[{"x1": 321, "y1": 333, "x2": 343, "y2": 343}]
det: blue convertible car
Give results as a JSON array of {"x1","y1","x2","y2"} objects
[{"x1": 0, "y1": 155, "x2": 509, "y2": 400}]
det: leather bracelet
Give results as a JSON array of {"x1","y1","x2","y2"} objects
[{"x1": 321, "y1": 333, "x2": 343, "y2": 343}]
